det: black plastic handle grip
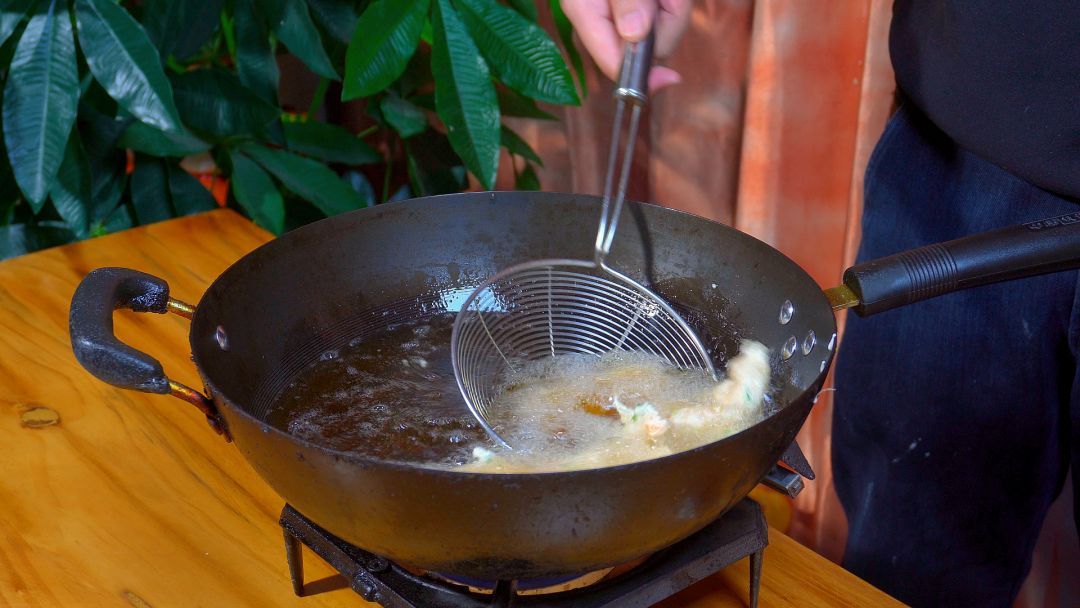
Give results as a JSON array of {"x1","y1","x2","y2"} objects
[
  {"x1": 844, "y1": 211, "x2": 1080, "y2": 316},
  {"x1": 69, "y1": 267, "x2": 173, "y2": 393}
]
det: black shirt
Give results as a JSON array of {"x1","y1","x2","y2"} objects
[{"x1": 890, "y1": 1, "x2": 1080, "y2": 199}]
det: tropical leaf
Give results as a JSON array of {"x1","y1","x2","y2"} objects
[
  {"x1": 167, "y1": 163, "x2": 216, "y2": 216},
  {"x1": 0, "y1": 222, "x2": 74, "y2": 260},
  {"x1": 75, "y1": 0, "x2": 182, "y2": 132},
  {"x1": 500, "y1": 124, "x2": 542, "y2": 166},
  {"x1": 283, "y1": 120, "x2": 381, "y2": 164},
  {"x1": 306, "y1": 0, "x2": 360, "y2": 44},
  {"x1": 118, "y1": 120, "x2": 210, "y2": 157},
  {"x1": 457, "y1": 0, "x2": 577, "y2": 105},
  {"x1": 49, "y1": 131, "x2": 91, "y2": 238},
  {"x1": 130, "y1": 156, "x2": 172, "y2": 224},
  {"x1": 234, "y1": 1, "x2": 279, "y2": 103},
  {"x1": 79, "y1": 105, "x2": 127, "y2": 223},
  {"x1": 270, "y1": 0, "x2": 338, "y2": 80},
  {"x1": 2, "y1": 0, "x2": 80, "y2": 208},
  {"x1": 230, "y1": 150, "x2": 285, "y2": 233},
  {"x1": 0, "y1": 0, "x2": 33, "y2": 48},
  {"x1": 431, "y1": 0, "x2": 499, "y2": 190},
  {"x1": 380, "y1": 93, "x2": 427, "y2": 138},
  {"x1": 496, "y1": 85, "x2": 555, "y2": 120},
  {"x1": 514, "y1": 161, "x2": 540, "y2": 190},
  {"x1": 505, "y1": 0, "x2": 537, "y2": 21},
  {"x1": 141, "y1": 0, "x2": 223, "y2": 61},
  {"x1": 404, "y1": 129, "x2": 466, "y2": 196},
  {"x1": 171, "y1": 69, "x2": 280, "y2": 139},
  {"x1": 342, "y1": 0, "x2": 429, "y2": 100},
  {"x1": 241, "y1": 144, "x2": 365, "y2": 216},
  {"x1": 549, "y1": 0, "x2": 586, "y2": 97}
]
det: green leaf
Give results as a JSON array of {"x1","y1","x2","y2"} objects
[
  {"x1": 141, "y1": 0, "x2": 223, "y2": 61},
  {"x1": 496, "y1": 85, "x2": 555, "y2": 120},
  {"x1": 0, "y1": 0, "x2": 34, "y2": 48},
  {"x1": 229, "y1": 151, "x2": 284, "y2": 233},
  {"x1": 283, "y1": 120, "x2": 381, "y2": 164},
  {"x1": 234, "y1": 0, "x2": 279, "y2": 104},
  {"x1": 75, "y1": 0, "x2": 182, "y2": 132},
  {"x1": 0, "y1": 222, "x2": 74, "y2": 259},
  {"x1": 2, "y1": 0, "x2": 80, "y2": 208},
  {"x1": 404, "y1": 129, "x2": 466, "y2": 196},
  {"x1": 549, "y1": 0, "x2": 586, "y2": 98},
  {"x1": 457, "y1": 0, "x2": 577, "y2": 105},
  {"x1": 241, "y1": 144, "x2": 365, "y2": 216},
  {"x1": 514, "y1": 161, "x2": 540, "y2": 190},
  {"x1": 167, "y1": 163, "x2": 216, "y2": 216},
  {"x1": 431, "y1": 0, "x2": 499, "y2": 190},
  {"x1": 130, "y1": 156, "x2": 172, "y2": 224},
  {"x1": 79, "y1": 105, "x2": 127, "y2": 223},
  {"x1": 49, "y1": 131, "x2": 91, "y2": 237},
  {"x1": 506, "y1": 0, "x2": 537, "y2": 21},
  {"x1": 342, "y1": 0, "x2": 429, "y2": 100},
  {"x1": 118, "y1": 120, "x2": 210, "y2": 157},
  {"x1": 380, "y1": 93, "x2": 427, "y2": 138},
  {"x1": 306, "y1": 0, "x2": 360, "y2": 44},
  {"x1": 271, "y1": 0, "x2": 339, "y2": 80},
  {"x1": 171, "y1": 69, "x2": 280, "y2": 139},
  {"x1": 500, "y1": 124, "x2": 541, "y2": 166}
]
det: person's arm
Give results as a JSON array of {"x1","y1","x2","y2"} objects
[{"x1": 561, "y1": 0, "x2": 693, "y2": 91}]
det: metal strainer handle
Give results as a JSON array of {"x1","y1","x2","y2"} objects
[{"x1": 595, "y1": 30, "x2": 656, "y2": 266}]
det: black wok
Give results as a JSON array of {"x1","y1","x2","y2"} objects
[{"x1": 69, "y1": 191, "x2": 1080, "y2": 579}]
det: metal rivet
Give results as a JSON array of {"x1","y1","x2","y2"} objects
[
  {"x1": 828, "y1": 332, "x2": 837, "y2": 351},
  {"x1": 820, "y1": 360, "x2": 827, "y2": 373},
  {"x1": 215, "y1": 325, "x2": 229, "y2": 351},
  {"x1": 779, "y1": 300, "x2": 794, "y2": 325},
  {"x1": 780, "y1": 336, "x2": 797, "y2": 360},
  {"x1": 801, "y1": 330, "x2": 816, "y2": 355}
]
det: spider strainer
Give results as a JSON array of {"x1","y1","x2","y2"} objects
[{"x1": 451, "y1": 34, "x2": 717, "y2": 448}]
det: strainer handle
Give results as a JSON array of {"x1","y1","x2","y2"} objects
[{"x1": 595, "y1": 29, "x2": 656, "y2": 265}]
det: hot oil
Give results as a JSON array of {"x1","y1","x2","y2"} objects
[
  {"x1": 465, "y1": 349, "x2": 768, "y2": 473},
  {"x1": 266, "y1": 314, "x2": 489, "y2": 465}
]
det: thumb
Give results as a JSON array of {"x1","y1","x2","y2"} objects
[{"x1": 610, "y1": 0, "x2": 658, "y2": 42}]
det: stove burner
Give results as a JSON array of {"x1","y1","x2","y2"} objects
[{"x1": 279, "y1": 498, "x2": 767, "y2": 607}]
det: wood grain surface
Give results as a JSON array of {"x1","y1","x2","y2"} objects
[{"x1": 0, "y1": 210, "x2": 901, "y2": 607}]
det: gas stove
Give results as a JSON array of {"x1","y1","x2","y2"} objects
[
  {"x1": 278, "y1": 446, "x2": 812, "y2": 608},
  {"x1": 281, "y1": 497, "x2": 771, "y2": 608}
]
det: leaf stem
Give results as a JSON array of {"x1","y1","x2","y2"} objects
[
  {"x1": 308, "y1": 77, "x2": 330, "y2": 118},
  {"x1": 357, "y1": 124, "x2": 379, "y2": 139}
]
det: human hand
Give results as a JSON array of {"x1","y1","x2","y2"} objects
[{"x1": 562, "y1": 0, "x2": 693, "y2": 92}]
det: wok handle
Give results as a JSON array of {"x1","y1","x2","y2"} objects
[
  {"x1": 842, "y1": 211, "x2": 1080, "y2": 316},
  {"x1": 69, "y1": 267, "x2": 229, "y2": 440}
]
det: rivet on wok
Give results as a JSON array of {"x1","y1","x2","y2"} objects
[
  {"x1": 779, "y1": 300, "x2": 794, "y2": 324},
  {"x1": 215, "y1": 325, "x2": 229, "y2": 351},
  {"x1": 828, "y1": 332, "x2": 837, "y2": 351},
  {"x1": 780, "y1": 336, "x2": 797, "y2": 360},
  {"x1": 802, "y1": 330, "x2": 816, "y2": 355}
]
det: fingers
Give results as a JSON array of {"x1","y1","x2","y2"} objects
[
  {"x1": 562, "y1": 0, "x2": 687, "y2": 90},
  {"x1": 655, "y1": 0, "x2": 693, "y2": 58},
  {"x1": 610, "y1": 0, "x2": 658, "y2": 41},
  {"x1": 563, "y1": 0, "x2": 623, "y2": 80}
]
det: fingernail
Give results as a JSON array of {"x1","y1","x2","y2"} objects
[{"x1": 617, "y1": 11, "x2": 645, "y2": 39}]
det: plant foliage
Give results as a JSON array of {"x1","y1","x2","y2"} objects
[{"x1": 0, "y1": 0, "x2": 583, "y2": 258}]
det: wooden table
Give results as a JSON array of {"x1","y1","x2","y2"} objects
[{"x1": 0, "y1": 210, "x2": 902, "y2": 607}]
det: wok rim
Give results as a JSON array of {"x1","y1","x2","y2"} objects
[{"x1": 190, "y1": 191, "x2": 837, "y2": 479}]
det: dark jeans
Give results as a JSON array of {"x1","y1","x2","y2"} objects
[{"x1": 832, "y1": 104, "x2": 1080, "y2": 607}]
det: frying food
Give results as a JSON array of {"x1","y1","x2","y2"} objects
[{"x1": 459, "y1": 341, "x2": 772, "y2": 473}]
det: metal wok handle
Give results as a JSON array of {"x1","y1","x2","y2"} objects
[
  {"x1": 827, "y1": 211, "x2": 1080, "y2": 316},
  {"x1": 69, "y1": 267, "x2": 230, "y2": 440}
]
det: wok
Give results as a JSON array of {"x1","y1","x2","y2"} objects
[{"x1": 69, "y1": 191, "x2": 1080, "y2": 580}]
